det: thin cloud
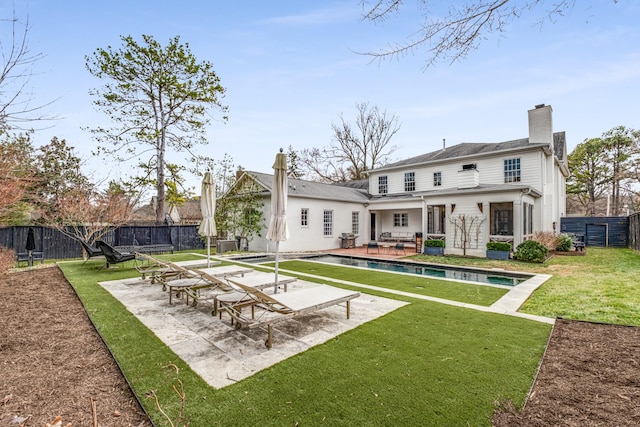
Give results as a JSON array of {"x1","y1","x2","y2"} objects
[{"x1": 258, "y1": 5, "x2": 358, "y2": 26}]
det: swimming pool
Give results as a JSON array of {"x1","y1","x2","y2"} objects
[{"x1": 232, "y1": 254, "x2": 531, "y2": 287}]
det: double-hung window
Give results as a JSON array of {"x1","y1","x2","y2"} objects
[
  {"x1": 433, "y1": 172, "x2": 442, "y2": 187},
  {"x1": 504, "y1": 158, "x2": 521, "y2": 183},
  {"x1": 323, "y1": 210, "x2": 333, "y2": 236},
  {"x1": 352, "y1": 211, "x2": 359, "y2": 234},
  {"x1": 378, "y1": 176, "x2": 388, "y2": 194},
  {"x1": 404, "y1": 172, "x2": 415, "y2": 192}
]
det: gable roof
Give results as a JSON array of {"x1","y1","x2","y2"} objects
[
  {"x1": 371, "y1": 135, "x2": 565, "y2": 173},
  {"x1": 243, "y1": 171, "x2": 369, "y2": 203}
]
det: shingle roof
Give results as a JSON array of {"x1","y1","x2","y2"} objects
[
  {"x1": 373, "y1": 136, "x2": 562, "y2": 172},
  {"x1": 247, "y1": 171, "x2": 369, "y2": 203}
]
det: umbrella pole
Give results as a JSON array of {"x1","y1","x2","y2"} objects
[
  {"x1": 274, "y1": 241, "x2": 280, "y2": 294},
  {"x1": 207, "y1": 236, "x2": 211, "y2": 268}
]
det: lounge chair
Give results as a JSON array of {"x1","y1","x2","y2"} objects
[
  {"x1": 135, "y1": 253, "x2": 220, "y2": 284},
  {"x1": 367, "y1": 242, "x2": 379, "y2": 254},
  {"x1": 163, "y1": 265, "x2": 254, "y2": 306},
  {"x1": 77, "y1": 239, "x2": 103, "y2": 264},
  {"x1": 95, "y1": 240, "x2": 136, "y2": 268},
  {"x1": 222, "y1": 279, "x2": 360, "y2": 348},
  {"x1": 207, "y1": 271, "x2": 298, "y2": 316}
]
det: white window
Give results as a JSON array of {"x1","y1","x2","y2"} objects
[
  {"x1": 301, "y1": 208, "x2": 309, "y2": 227},
  {"x1": 378, "y1": 176, "x2": 388, "y2": 194},
  {"x1": 323, "y1": 210, "x2": 333, "y2": 236},
  {"x1": 404, "y1": 172, "x2": 415, "y2": 192},
  {"x1": 433, "y1": 171, "x2": 442, "y2": 187},
  {"x1": 393, "y1": 213, "x2": 409, "y2": 227},
  {"x1": 504, "y1": 158, "x2": 521, "y2": 183},
  {"x1": 352, "y1": 211, "x2": 359, "y2": 234}
]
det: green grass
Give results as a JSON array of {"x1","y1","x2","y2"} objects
[
  {"x1": 409, "y1": 247, "x2": 640, "y2": 326},
  {"x1": 56, "y1": 247, "x2": 639, "y2": 425},
  {"x1": 274, "y1": 259, "x2": 508, "y2": 306}
]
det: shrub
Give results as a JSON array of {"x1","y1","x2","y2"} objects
[
  {"x1": 486, "y1": 241, "x2": 512, "y2": 252},
  {"x1": 555, "y1": 233, "x2": 574, "y2": 252},
  {"x1": 531, "y1": 231, "x2": 557, "y2": 250},
  {"x1": 514, "y1": 240, "x2": 548, "y2": 263},
  {"x1": 424, "y1": 239, "x2": 445, "y2": 248},
  {"x1": 0, "y1": 247, "x2": 15, "y2": 275}
]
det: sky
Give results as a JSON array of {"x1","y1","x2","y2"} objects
[{"x1": 3, "y1": 1, "x2": 640, "y2": 196}]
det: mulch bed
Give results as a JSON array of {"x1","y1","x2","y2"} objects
[
  {"x1": 0, "y1": 266, "x2": 151, "y2": 427},
  {"x1": 1, "y1": 266, "x2": 638, "y2": 426},
  {"x1": 493, "y1": 318, "x2": 640, "y2": 426}
]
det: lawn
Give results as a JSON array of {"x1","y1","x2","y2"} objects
[
  {"x1": 408, "y1": 247, "x2": 640, "y2": 326},
  {"x1": 57, "y1": 247, "x2": 638, "y2": 425}
]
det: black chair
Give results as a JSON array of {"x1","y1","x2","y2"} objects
[
  {"x1": 394, "y1": 243, "x2": 406, "y2": 255},
  {"x1": 367, "y1": 242, "x2": 379, "y2": 254},
  {"x1": 96, "y1": 240, "x2": 136, "y2": 268},
  {"x1": 78, "y1": 239, "x2": 104, "y2": 264}
]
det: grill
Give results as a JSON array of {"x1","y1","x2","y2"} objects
[{"x1": 339, "y1": 233, "x2": 357, "y2": 249}]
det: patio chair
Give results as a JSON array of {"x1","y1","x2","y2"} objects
[
  {"x1": 162, "y1": 264, "x2": 254, "y2": 306},
  {"x1": 95, "y1": 240, "x2": 136, "y2": 268},
  {"x1": 206, "y1": 271, "x2": 298, "y2": 317},
  {"x1": 367, "y1": 242, "x2": 379, "y2": 254},
  {"x1": 77, "y1": 239, "x2": 104, "y2": 264},
  {"x1": 394, "y1": 243, "x2": 406, "y2": 255},
  {"x1": 222, "y1": 279, "x2": 360, "y2": 348}
]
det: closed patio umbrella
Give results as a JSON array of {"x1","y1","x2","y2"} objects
[
  {"x1": 26, "y1": 227, "x2": 36, "y2": 267},
  {"x1": 266, "y1": 148, "x2": 290, "y2": 293},
  {"x1": 198, "y1": 170, "x2": 216, "y2": 268}
]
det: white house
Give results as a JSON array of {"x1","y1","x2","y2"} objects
[
  {"x1": 233, "y1": 104, "x2": 568, "y2": 257},
  {"x1": 365, "y1": 104, "x2": 568, "y2": 257},
  {"x1": 231, "y1": 171, "x2": 370, "y2": 252}
]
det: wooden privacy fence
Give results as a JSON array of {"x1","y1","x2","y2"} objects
[
  {"x1": 0, "y1": 225, "x2": 205, "y2": 260},
  {"x1": 629, "y1": 212, "x2": 640, "y2": 252},
  {"x1": 560, "y1": 216, "x2": 630, "y2": 248}
]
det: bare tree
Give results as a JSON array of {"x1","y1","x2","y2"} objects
[
  {"x1": 0, "y1": 10, "x2": 55, "y2": 130},
  {"x1": 449, "y1": 213, "x2": 485, "y2": 256},
  {"x1": 300, "y1": 102, "x2": 400, "y2": 183},
  {"x1": 360, "y1": 0, "x2": 618, "y2": 68}
]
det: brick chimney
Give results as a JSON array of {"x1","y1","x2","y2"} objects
[{"x1": 528, "y1": 104, "x2": 553, "y2": 145}]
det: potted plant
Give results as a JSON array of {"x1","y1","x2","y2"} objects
[
  {"x1": 423, "y1": 239, "x2": 445, "y2": 256},
  {"x1": 486, "y1": 241, "x2": 511, "y2": 260}
]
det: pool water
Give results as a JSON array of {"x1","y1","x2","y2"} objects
[{"x1": 233, "y1": 254, "x2": 529, "y2": 287}]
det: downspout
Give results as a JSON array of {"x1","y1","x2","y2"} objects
[
  {"x1": 420, "y1": 195, "x2": 426, "y2": 240},
  {"x1": 520, "y1": 187, "x2": 532, "y2": 246}
]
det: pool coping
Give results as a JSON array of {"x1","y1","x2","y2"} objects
[{"x1": 226, "y1": 253, "x2": 555, "y2": 325}]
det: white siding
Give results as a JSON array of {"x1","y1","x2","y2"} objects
[{"x1": 248, "y1": 197, "x2": 367, "y2": 252}]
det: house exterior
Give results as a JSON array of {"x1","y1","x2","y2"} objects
[
  {"x1": 233, "y1": 104, "x2": 568, "y2": 257},
  {"x1": 365, "y1": 104, "x2": 568, "y2": 257},
  {"x1": 232, "y1": 171, "x2": 370, "y2": 252}
]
